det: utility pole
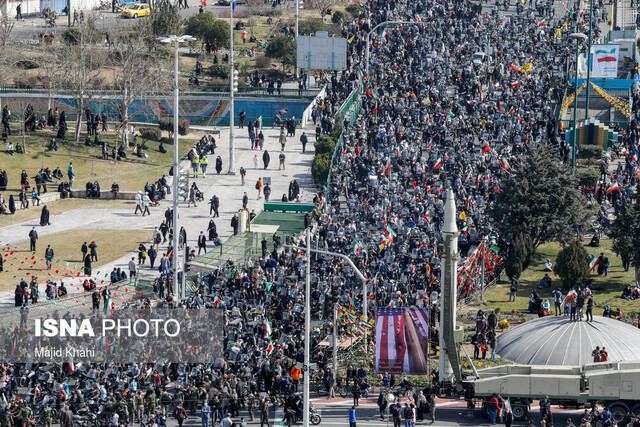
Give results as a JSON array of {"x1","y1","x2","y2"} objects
[
  {"x1": 228, "y1": 1, "x2": 236, "y2": 174},
  {"x1": 303, "y1": 227, "x2": 311, "y2": 427},
  {"x1": 480, "y1": 237, "x2": 486, "y2": 301},
  {"x1": 585, "y1": 0, "x2": 594, "y2": 119},
  {"x1": 333, "y1": 305, "x2": 338, "y2": 376}
]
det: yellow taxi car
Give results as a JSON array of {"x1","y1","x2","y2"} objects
[{"x1": 121, "y1": 3, "x2": 151, "y2": 18}]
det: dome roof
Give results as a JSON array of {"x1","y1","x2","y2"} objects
[{"x1": 497, "y1": 315, "x2": 640, "y2": 366}]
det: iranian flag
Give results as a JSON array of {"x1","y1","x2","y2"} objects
[
  {"x1": 256, "y1": 116, "x2": 262, "y2": 130},
  {"x1": 381, "y1": 28, "x2": 388, "y2": 39},
  {"x1": 483, "y1": 143, "x2": 491, "y2": 153},
  {"x1": 607, "y1": 182, "x2": 620, "y2": 194},
  {"x1": 353, "y1": 241, "x2": 363, "y2": 256},
  {"x1": 499, "y1": 156, "x2": 511, "y2": 170},
  {"x1": 416, "y1": 14, "x2": 422, "y2": 22},
  {"x1": 560, "y1": 288, "x2": 577, "y2": 308},
  {"x1": 510, "y1": 63, "x2": 521, "y2": 72},
  {"x1": 385, "y1": 225, "x2": 397, "y2": 240},
  {"x1": 262, "y1": 318, "x2": 273, "y2": 337},
  {"x1": 384, "y1": 158, "x2": 391, "y2": 176},
  {"x1": 212, "y1": 296, "x2": 221, "y2": 307},
  {"x1": 266, "y1": 339, "x2": 274, "y2": 355},
  {"x1": 434, "y1": 155, "x2": 443, "y2": 170},
  {"x1": 537, "y1": 18, "x2": 546, "y2": 27},
  {"x1": 588, "y1": 256, "x2": 599, "y2": 271}
]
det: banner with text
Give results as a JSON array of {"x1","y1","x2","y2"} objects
[
  {"x1": 591, "y1": 45, "x2": 619, "y2": 78},
  {"x1": 4, "y1": 308, "x2": 225, "y2": 364},
  {"x1": 375, "y1": 307, "x2": 430, "y2": 374}
]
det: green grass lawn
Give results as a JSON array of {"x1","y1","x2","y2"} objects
[
  {"x1": 0, "y1": 229, "x2": 153, "y2": 292},
  {"x1": 482, "y1": 239, "x2": 640, "y2": 318},
  {"x1": 1, "y1": 128, "x2": 194, "y2": 194}
]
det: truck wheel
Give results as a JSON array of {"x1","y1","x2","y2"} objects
[
  {"x1": 480, "y1": 401, "x2": 489, "y2": 418},
  {"x1": 511, "y1": 403, "x2": 528, "y2": 421},
  {"x1": 610, "y1": 403, "x2": 630, "y2": 425}
]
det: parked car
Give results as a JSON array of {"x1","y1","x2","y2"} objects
[{"x1": 121, "y1": 3, "x2": 151, "y2": 18}]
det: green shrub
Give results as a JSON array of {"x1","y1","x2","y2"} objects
[
  {"x1": 345, "y1": 4, "x2": 360, "y2": 16},
  {"x1": 555, "y1": 239, "x2": 590, "y2": 290},
  {"x1": 314, "y1": 135, "x2": 336, "y2": 155},
  {"x1": 331, "y1": 10, "x2": 346, "y2": 24},
  {"x1": 209, "y1": 64, "x2": 229, "y2": 79},
  {"x1": 312, "y1": 152, "x2": 332, "y2": 182},
  {"x1": 178, "y1": 119, "x2": 190, "y2": 136},
  {"x1": 62, "y1": 28, "x2": 80, "y2": 45},
  {"x1": 330, "y1": 115, "x2": 343, "y2": 140},
  {"x1": 578, "y1": 144, "x2": 603, "y2": 160},
  {"x1": 158, "y1": 117, "x2": 173, "y2": 135},
  {"x1": 158, "y1": 118, "x2": 190, "y2": 136},
  {"x1": 139, "y1": 127, "x2": 162, "y2": 141},
  {"x1": 299, "y1": 18, "x2": 325, "y2": 35},
  {"x1": 494, "y1": 307, "x2": 501, "y2": 315},
  {"x1": 576, "y1": 167, "x2": 600, "y2": 188}
]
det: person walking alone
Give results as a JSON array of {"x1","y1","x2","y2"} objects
[
  {"x1": 45, "y1": 245, "x2": 54, "y2": 270},
  {"x1": 197, "y1": 231, "x2": 207, "y2": 255},
  {"x1": 259, "y1": 397, "x2": 270, "y2": 427},
  {"x1": 349, "y1": 406, "x2": 357, "y2": 427},
  {"x1": 134, "y1": 191, "x2": 143, "y2": 214},
  {"x1": 28, "y1": 227, "x2": 38, "y2": 251}
]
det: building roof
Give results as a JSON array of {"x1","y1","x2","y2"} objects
[{"x1": 497, "y1": 315, "x2": 640, "y2": 366}]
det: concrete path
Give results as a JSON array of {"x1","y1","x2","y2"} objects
[{"x1": 0, "y1": 120, "x2": 318, "y2": 307}]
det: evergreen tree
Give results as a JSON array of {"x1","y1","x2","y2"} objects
[
  {"x1": 490, "y1": 143, "x2": 587, "y2": 250},
  {"x1": 610, "y1": 194, "x2": 640, "y2": 287},
  {"x1": 555, "y1": 240, "x2": 590, "y2": 290}
]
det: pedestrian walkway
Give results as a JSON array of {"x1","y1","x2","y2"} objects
[{"x1": 0, "y1": 120, "x2": 318, "y2": 307}]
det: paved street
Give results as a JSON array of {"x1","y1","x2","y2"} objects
[
  {"x1": 9, "y1": 0, "x2": 296, "y2": 41},
  {"x1": 122, "y1": 394, "x2": 587, "y2": 427}
]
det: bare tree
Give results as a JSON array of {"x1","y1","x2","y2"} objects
[
  {"x1": 110, "y1": 26, "x2": 167, "y2": 148},
  {"x1": 61, "y1": 17, "x2": 104, "y2": 142},
  {"x1": 0, "y1": 13, "x2": 14, "y2": 47},
  {"x1": 0, "y1": 47, "x2": 17, "y2": 112},
  {"x1": 38, "y1": 46, "x2": 64, "y2": 111},
  {"x1": 243, "y1": 0, "x2": 267, "y2": 36},
  {"x1": 307, "y1": 0, "x2": 334, "y2": 16}
]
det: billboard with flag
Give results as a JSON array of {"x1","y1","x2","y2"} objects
[
  {"x1": 591, "y1": 45, "x2": 619, "y2": 78},
  {"x1": 375, "y1": 307, "x2": 430, "y2": 374}
]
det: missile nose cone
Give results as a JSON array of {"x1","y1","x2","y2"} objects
[{"x1": 443, "y1": 188, "x2": 458, "y2": 234}]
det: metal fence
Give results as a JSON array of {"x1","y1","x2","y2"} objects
[
  {"x1": 326, "y1": 85, "x2": 363, "y2": 187},
  {"x1": 0, "y1": 85, "x2": 319, "y2": 99},
  {"x1": 189, "y1": 231, "x2": 272, "y2": 270},
  {"x1": 4, "y1": 111, "x2": 299, "y2": 129}
]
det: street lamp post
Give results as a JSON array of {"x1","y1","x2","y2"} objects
[
  {"x1": 228, "y1": 2, "x2": 236, "y2": 174},
  {"x1": 157, "y1": 34, "x2": 196, "y2": 297},
  {"x1": 365, "y1": 21, "x2": 427, "y2": 79},
  {"x1": 585, "y1": 0, "x2": 594, "y2": 119},
  {"x1": 570, "y1": 32, "x2": 587, "y2": 169},
  {"x1": 283, "y1": 241, "x2": 368, "y2": 427},
  {"x1": 386, "y1": 393, "x2": 395, "y2": 427}
]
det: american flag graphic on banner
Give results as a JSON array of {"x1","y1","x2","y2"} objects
[{"x1": 376, "y1": 307, "x2": 430, "y2": 374}]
